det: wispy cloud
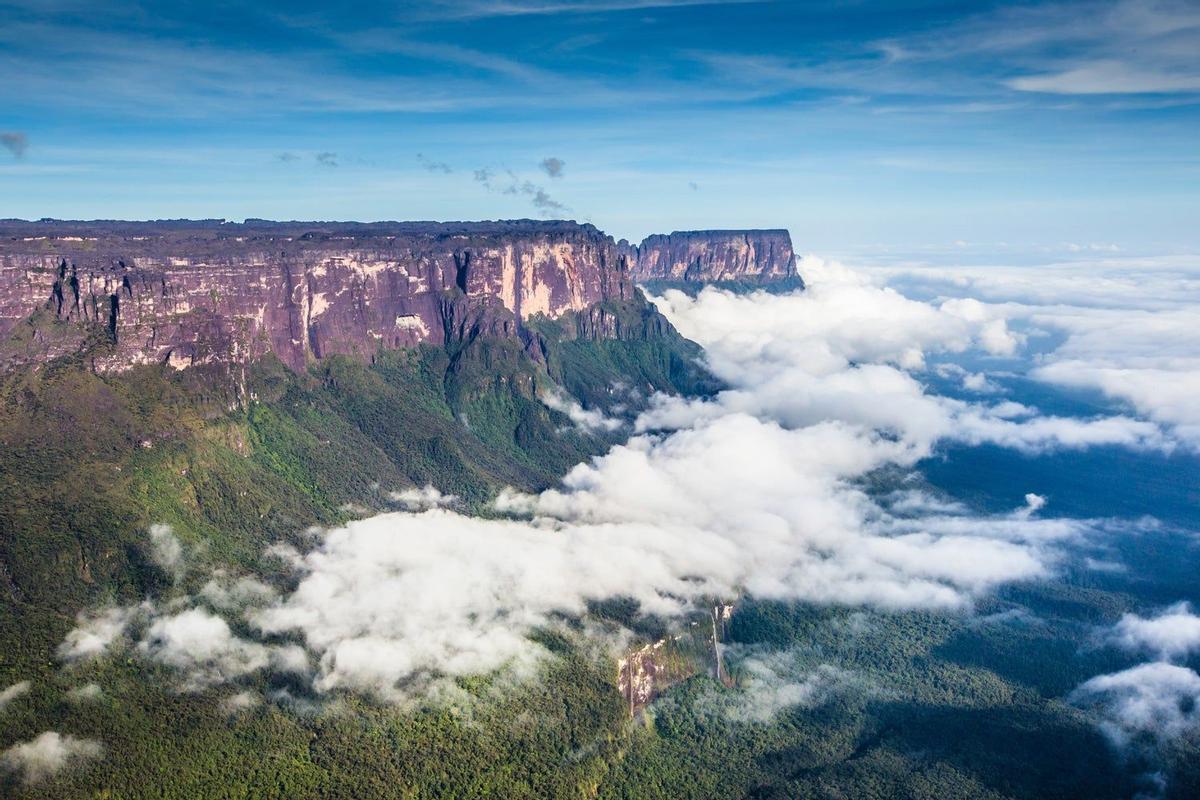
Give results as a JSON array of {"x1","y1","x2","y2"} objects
[
  {"x1": 1, "y1": 732, "x2": 103, "y2": 785},
  {"x1": 1009, "y1": 61, "x2": 1200, "y2": 95},
  {"x1": 1, "y1": 131, "x2": 28, "y2": 158},
  {"x1": 417, "y1": 153, "x2": 453, "y2": 173},
  {"x1": 475, "y1": 166, "x2": 569, "y2": 215},
  {"x1": 0, "y1": 681, "x2": 31, "y2": 712},
  {"x1": 540, "y1": 156, "x2": 565, "y2": 178},
  {"x1": 408, "y1": 0, "x2": 764, "y2": 21}
]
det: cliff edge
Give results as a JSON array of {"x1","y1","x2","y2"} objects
[
  {"x1": 630, "y1": 229, "x2": 798, "y2": 285},
  {"x1": 0, "y1": 219, "x2": 799, "y2": 374}
]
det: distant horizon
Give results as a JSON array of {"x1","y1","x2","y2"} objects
[{"x1": 2, "y1": 1, "x2": 1197, "y2": 249}]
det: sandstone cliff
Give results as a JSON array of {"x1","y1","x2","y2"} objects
[
  {"x1": 0, "y1": 220, "x2": 637, "y2": 373},
  {"x1": 0, "y1": 220, "x2": 797, "y2": 374},
  {"x1": 630, "y1": 229, "x2": 798, "y2": 284}
]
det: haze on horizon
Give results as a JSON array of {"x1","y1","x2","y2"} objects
[{"x1": 1, "y1": 0, "x2": 1198, "y2": 254}]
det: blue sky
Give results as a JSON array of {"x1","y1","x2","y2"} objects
[{"x1": 1, "y1": 0, "x2": 1198, "y2": 248}]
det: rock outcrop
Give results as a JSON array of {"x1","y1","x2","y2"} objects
[
  {"x1": 0, "y1": 220, "x2": 638, "y2": 373},
  {"x1": 630, "y1": 229, "x2": 798, "y2": 285},
  {"x1": 0, "y1": 220, "x2": 798, "y2": 374}
]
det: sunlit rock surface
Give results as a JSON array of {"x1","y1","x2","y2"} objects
[
  {"x1": 629, "y1": 229, "x2": 798, "y2": 284},
  {"x1": 0, "y1": 220, "x2": 796, "y2": 372}
]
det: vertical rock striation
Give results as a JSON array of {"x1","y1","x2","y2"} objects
[
  {"x1": 630, "y1": 229, "x2": 798, "y2": 284},
  {"x1": 0, "y1": 220, "x2": 637, "y2": 372},
  {"x1": 0, "y1": 220, "x2": 799, "y2": 374}
]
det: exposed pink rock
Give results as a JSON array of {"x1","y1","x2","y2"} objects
[
  {"x1": 0, "y1": 221, "x2": 636, "y2": 372},
  {"x1": 631, "y1": 229, "x2": 798, "y2": 284},
  {"x1": 0, "y1": 220, "x2": 798, "y2": 373}
]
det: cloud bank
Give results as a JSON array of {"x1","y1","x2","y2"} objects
[
  {"x1": 641, "y1": 256, "x2": 1168, "y2": 453},
  {"x1": 865, "y1": 256, "x2": 1200, "y2": 447},
  {"x1": 59, "y1": 254, "x2": 1183, "y2": 703}
]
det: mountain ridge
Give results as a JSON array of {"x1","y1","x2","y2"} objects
[{"x1": 0, "y1": 219, "x2": 797, "y2": 375}]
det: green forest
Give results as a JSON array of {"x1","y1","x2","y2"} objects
[{"x1": 2, "y1": 300, "x2": 1198, "y2": 799}]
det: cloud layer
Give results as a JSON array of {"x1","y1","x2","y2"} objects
[
  {"x1": 56, "y1": 254, "x2": 1186, "y2": 703},
  {"x1": 642, "y1": 256, "x2": 1169, "y2": 453},
  {"x1": 866, "y1": 256, "x2": 1200, "y2": 447}
]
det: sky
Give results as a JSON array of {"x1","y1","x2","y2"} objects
[{"x1": 0, "y1": 0, "x2": 1198, "y2": 248}]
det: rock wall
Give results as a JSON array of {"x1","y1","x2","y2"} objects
[
  {"x1": 0, "y1": 220, "x2": 636, "y2": 372},
  {"x1": 0, "y1": 220, "x2": 798, "y2": 374},
  {"x1": 631, "y1": 229, "x2": 797, "y2": 284}
]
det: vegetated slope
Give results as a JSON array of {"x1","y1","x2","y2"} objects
[{"x1": 0, "y1": 291, "x2": 713, "y2": 672}]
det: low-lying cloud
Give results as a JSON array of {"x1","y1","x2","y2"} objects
[
  {"x1": 390, "y1": 484, "x2": 460, "y2": 511},
  {"x1": 149, "y1": 523, "x2": 184, "y2": 580},
  {"x1": 641, "y1": 257, "x2": 1169, "y2": 454},
  {"x1": 1108, "y1": 602, "x2": 1200, "y2": 661},
  {"x1": 1070, "y1": 662, "x2": 1200, "y2": 747},
  {"x1": 866, "y1": 256, "x2": 1200, "y2": 447},
  {"x1": 59, "y1": 254, "x2": 1184, "y2": 703},
  {"x1": 541, "y1": 389, "x2": 622, "y2": 433},
  {"x1": 1, "y1": 732, "x2": 103, "y2": 784},
  {"x1": 1070, "y1": 596, "x2": 1200, "y2": 788},
  {"x1": 718, "y1": 653, "x2": 854, "y2": 723},
  {"x1": 0, "y1": 681, "x2": 30, "y2": 712},
  {"x1": 57, "y1": 606, "x2": 139, "y2": 662}
]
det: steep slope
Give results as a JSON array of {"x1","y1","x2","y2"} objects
[
  {"x1": 630, "y1": 228, "x2": 801, "y2": 289},
  {"x1": 0, "y1": 219, "x2": 644, "y2": 373},
  {"x1": 0, "y1": 220, "x2": 720, "y2": 681}
]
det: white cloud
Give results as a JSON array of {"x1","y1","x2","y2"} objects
[
  {"x1": 149, "y1": 523, "x2": 184, "y2": 579},
  {"x1": 720, "y1": 654, "x2": 854, "y2": 723},
  {"x1": 640, "y1": 258, "x2": 1170, "y2": 454},
  {"x1": 269, "y1": 644, "x2": 311, "y2": 675},
  {"x1": 220, "y1": 691, "x2": 261, "y2": 716},
  {"x1": 0, "y1": 681, "x2": 30, "y2": 712},
  {"x1": 138, "y1": 608, "x2": 270, "y2": 690},
  {"x1": 1070, "y1": 662, "x2": 1200, "y2": 747},
  {"x1": 199, "y1": 572, "x2": 277, "y2": 609},
  {"x1": 961, "y1": 371, "x2": 1001, "y2": 393},
  {"x1": 1, "y1": 732, "x2": 103, "y2": 784},
  {"x1": 1008, "y1": 60, "x2": 1200, "y2": 95},
  {"x1": 1109, "y1": 602, "x2": 1200, "y2": 661},
  {"x1": 541, "y1": 389, "x2": 623, "y2": 433},
  {"x1": 390, "y1": 485, "x2": 460, "y2": 511},
  {"x1": 863, "y1": 257, "x2": 1200, "y2": 447},
  {"x1": 248, "y1": 409, "x2": 1063, "y2": 698},
  {"x1": 65, "y1": 683, "x2": 103, "y2": 702},
  {"x1": 57, "y1": 606, "x2": 138, "y2": 662}
]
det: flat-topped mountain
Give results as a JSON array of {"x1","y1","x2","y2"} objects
[
  {"x1": 629, "y1": 229, "x2": 797, "y2": 284},
  {"x1": 0, "y1": 220, "x2": 799, "y2": 374}
]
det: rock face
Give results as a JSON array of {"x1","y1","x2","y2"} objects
[
  {"x1": 630, "y1": 229, "x2": 797, "y2": 284},
  {"x1": 0, "y1": 220, "x2": 638, "y2": 373},
  {"x1": 0, "y1": 220, "x2": 797, "y2": 374}
]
